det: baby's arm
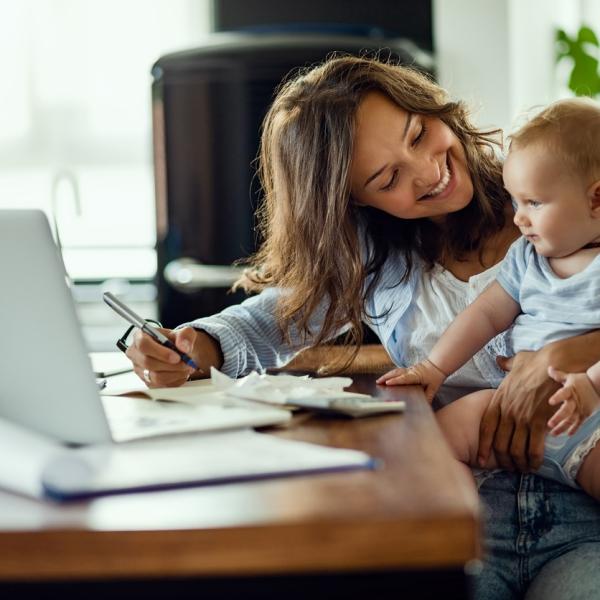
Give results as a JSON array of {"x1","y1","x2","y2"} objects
[
  {"x1": 429, "y1": 281, "x2": 519, "y2": 375},
  {"x1": 378, "y1": 282, "x2": 520, "y2": 400},
  {"x1": 546, "y1": 361, "x2": 600, "y2": 435}
]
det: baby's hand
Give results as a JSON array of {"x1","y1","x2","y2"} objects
[
  {"x1": 376, "y1": 359, "x2": 446, "y2": 402},
  {"x1": 546, "y1": 366, "x2": 600, "y2": 436}
]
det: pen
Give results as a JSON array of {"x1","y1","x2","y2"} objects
[{"x1": 102, "y1": 292, "x2": 199, "y2": 370}]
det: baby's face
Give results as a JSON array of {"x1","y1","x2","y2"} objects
[{"x1": 503, "y1": 144, "x2": 595, "y2": 258}]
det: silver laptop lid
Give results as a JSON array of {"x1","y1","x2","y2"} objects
[{"x1": 0, "y1": 209, "x2": 111, "y2": 444}]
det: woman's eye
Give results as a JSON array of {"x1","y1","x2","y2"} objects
[
  {"x1": 381, "y1": 170, "x2": 398, "y2": 191},
  {"x1": 412, "y1": 123, "x2": 428, "y2": 147}
]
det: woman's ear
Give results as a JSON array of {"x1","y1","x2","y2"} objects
[{"x1": 588, "y1": 179, "x2": 600, "y2": 217}]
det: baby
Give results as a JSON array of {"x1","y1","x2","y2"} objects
[{"x1": 378, "y1": 98, "x2": 600, "y2": 498}]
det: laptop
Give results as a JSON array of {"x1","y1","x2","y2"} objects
[{"x1": 0, "y1": 210, "x2": 289, "y2": 445}]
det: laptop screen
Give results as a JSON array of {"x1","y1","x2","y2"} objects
[{"x1": 0, "y1": 210, "x2": 111, "y2": 444}]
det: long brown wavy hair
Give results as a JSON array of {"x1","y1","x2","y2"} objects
[{"x1": 235, "y1": 55, "x2": 510, "y2": 363}]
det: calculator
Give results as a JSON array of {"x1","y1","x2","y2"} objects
[{"x1": 289, "y1": 395, "x2": 406, "y2": 418}]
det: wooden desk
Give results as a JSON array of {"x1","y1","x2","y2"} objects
[{"x1": 0, "y1": 347, "x2": 480, "y2": 599}]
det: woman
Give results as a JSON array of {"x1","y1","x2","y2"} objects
[{"x1": 126, "y1": 56, "x2": 600, "y2": 599}]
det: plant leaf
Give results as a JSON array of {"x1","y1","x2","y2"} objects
[
  {"x1": 555, "y1": 29, "x2": 572, "y2": 61},
  {"x1": 578, "y1": 26, "x2": 600, "y2": 46},
  {"x1": 556, "y1": 25, "x2": 600, "y2": 97}
]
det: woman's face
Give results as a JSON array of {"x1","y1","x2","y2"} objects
[{"x1": 350, "y1": 91, "x2": 474, "y2": 223}]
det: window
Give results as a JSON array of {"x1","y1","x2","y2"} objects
[
  {"x1": 0, "y1": 0, "x2": 212, "y2": 349},
  {"x1": 0, "y1": 0, "x2": 212, "y2": 282}
]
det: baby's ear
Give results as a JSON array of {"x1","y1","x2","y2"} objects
[{"x1": 588, "y1": 179, "x2": 600, "y2": 216}]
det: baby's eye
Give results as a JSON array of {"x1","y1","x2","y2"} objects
[{"x1": 527, "y1": 199, "x2": 542, "y2": 208}]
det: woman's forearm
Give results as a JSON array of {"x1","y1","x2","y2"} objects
[
  {"x1": 545, "y1": 329, "x2": 600, "y2": 373},
  {"x1": 183, "y1": 287, "x2": 332, "y2": 377}
]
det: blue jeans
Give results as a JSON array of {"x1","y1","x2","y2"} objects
[{"x1": 473, "y1": 470, "x2": 600, "y2": 599}]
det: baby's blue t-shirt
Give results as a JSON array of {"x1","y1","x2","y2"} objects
[{"x1": 497, "y1": 236, "x2": 600, "y2": 354}]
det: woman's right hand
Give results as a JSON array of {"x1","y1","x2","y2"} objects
[{"x1": 125, "y1": 326, "x2": 224, "y2": 388}]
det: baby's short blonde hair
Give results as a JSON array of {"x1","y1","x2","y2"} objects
[{"x1": 509, "y1": 97, "x2": 600, "y2": 182}]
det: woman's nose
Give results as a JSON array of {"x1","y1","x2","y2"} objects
[{"x1": 413, "y1": 157, "x2": 441, "y2": 190}]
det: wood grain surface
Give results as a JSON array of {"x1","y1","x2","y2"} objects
[{"x1": 0, "y1": 347, "x2": 480, "y2": 581}]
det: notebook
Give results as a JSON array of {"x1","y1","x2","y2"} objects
[
  {"x1": 0, "y1": 417, "x2": 375, "y2": 501},
  {"x1": 90, "y1": 351, "x2": 133, "y2": 377},
  {"x1": 0, "y1": 209, "x2": 290, "y2": 445}
]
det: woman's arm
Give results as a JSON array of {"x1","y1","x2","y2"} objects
[
  {"x1": 126, "y1": 286, "x2": 337, "y2": 386},
  {"x1": 185, "y1": 287, "x2": 339, "y2": 377},
  {"x1": 477, "y1": 329, "x2": 600, "y2": 472}
]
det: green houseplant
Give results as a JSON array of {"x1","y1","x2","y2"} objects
[{"x1": 556, "y1": 25, "x2": 600, "y2": 97}]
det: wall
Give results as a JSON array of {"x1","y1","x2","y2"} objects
[{"x1": 433, "y1": 0, "x2": 595, "y2": 135}]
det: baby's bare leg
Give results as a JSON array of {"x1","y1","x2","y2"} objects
[
  {"x1": 575, "y1": 439, "x2": 600, "y2": 501},
  {"x1": 436, "y1": 389, "x2": 499, "y2": 469},
  {"x1": 439, "y1": 393, "x2": 600, "y2": 497}
]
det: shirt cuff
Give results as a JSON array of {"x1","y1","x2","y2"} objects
[{"x1": 177, "y1": 318, "x2": 249, "y2": 378}]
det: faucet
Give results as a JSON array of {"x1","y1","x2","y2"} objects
[{"x1": 51, "y1": 169, "x2": 82, "y2": 253}]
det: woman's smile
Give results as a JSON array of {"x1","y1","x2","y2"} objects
[
  {"x1": 417, "y1": 153, "x2": 457, "y2": 202},
  {"x1": 419, "y1": 156, "x2": 451, "y2": 199}
]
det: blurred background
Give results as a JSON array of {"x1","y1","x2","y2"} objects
[{"x1": 0, "y1": 0, "x2": 597, "y2": 351}]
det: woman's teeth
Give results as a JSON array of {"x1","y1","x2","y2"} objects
[{"x1": 421, "y1": 160, "x2": 451, "y2": 199}]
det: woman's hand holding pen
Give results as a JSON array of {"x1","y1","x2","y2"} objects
[{"x1": 126, "y1": 327, "x2": 224, "y2": 388}]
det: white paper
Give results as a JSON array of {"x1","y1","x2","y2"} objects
[
  {"x1": 100, "y1": 394, "x2": 291, "y2": 442},
  {"x1": 101, "y1": 374, "x2": 220, "y2": 404},
  {"x1": 0, "y1": 421, "x2": 374, "y2": 501},
  {"x1": 41, "y1": 429, "x2": 374, "y2": 500},
  {"x1": 0, "y1": 418, "x2": 65, "y2": 497},
  {"x1": 89, "y1": 352, "x2": 133, "y2": 377},
  {"x1": 101, "y1": 368, "x2": 371, "y2": 407},
  {"x1": 210, "y1": 368, "x2": 370, "y2": 405}
]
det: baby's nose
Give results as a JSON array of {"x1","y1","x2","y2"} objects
[{"x1": 513, "y1": 211, "x2": 528, "y2": 227}]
